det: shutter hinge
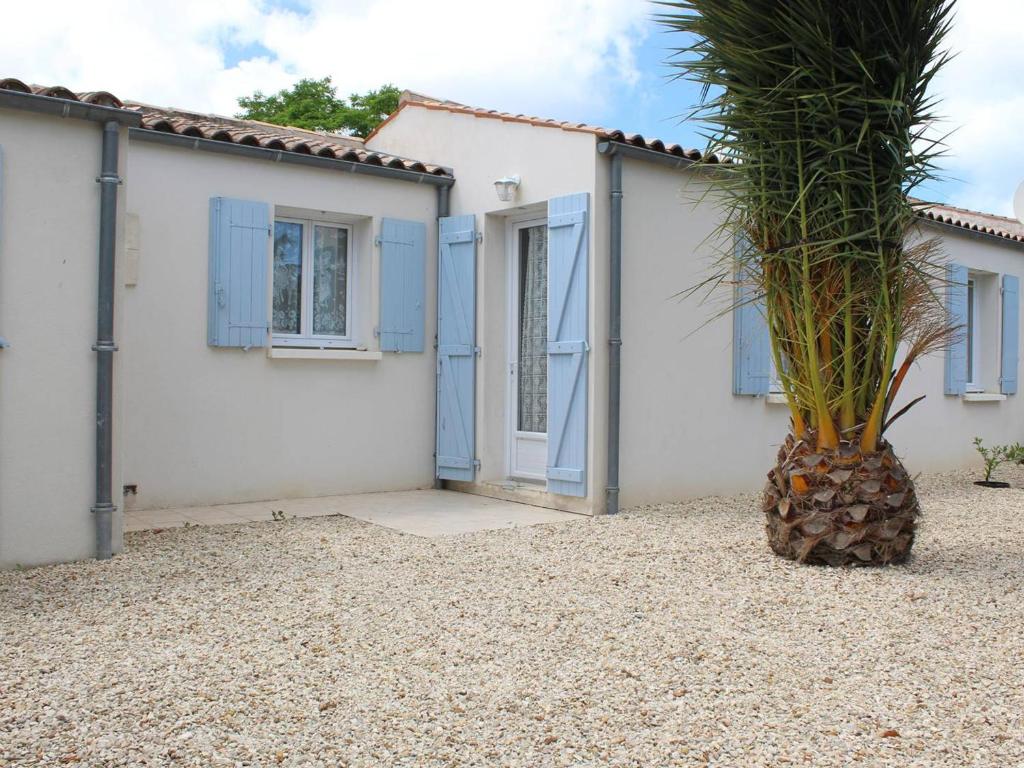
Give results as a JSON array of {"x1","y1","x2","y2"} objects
[
  {"x1": 373, "y1": 326, "x2": 380, "y2": 338},
  {"x1": 473, "y1": 459, "x2": 481, "y2": 470},
  {"x1": 474, "y1": 346, "x2": 482, "y2": 357},
  {"x1": 374, "y1": 236, "x2": 382, "y2": 247},
  {"x1": 475, "y1": 232, "x2": 483, "y2": 244}
]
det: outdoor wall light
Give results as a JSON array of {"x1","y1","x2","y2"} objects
[{"x1": 494, "y1": 175, "x2": 521, "y2": 202}]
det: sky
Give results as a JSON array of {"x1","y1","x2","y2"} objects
[{"x1": 1, "y1": 0, "x2": 1021, "y2": 217}]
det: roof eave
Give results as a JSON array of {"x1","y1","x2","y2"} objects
[
  {"x1": 130, "y1": 128, "x2": 454, "y2": 187},
  {"x1": 0, "y1": 89, "x2": 141, "y2": 127}
]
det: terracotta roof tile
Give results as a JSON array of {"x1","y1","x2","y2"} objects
[
  {"x1": 0, "y1": 77, "x2": 451, "y2": 178},
  {"x1": 366, "y1": 91, "x2": 725, "y2": 165},
  {"x1": 914, "y1": 200, "x2": 1024, "y2": 244},
  {"x1": 128, "y1": 103, "x2": 451, "y2": 176},
  {"x1": 0, "y1": 77, "x2": 124, "y2": 108}
]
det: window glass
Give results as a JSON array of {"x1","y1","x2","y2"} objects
[
  {"x1": 273, "y1": 221, "x2": 303, "y2": 334},
  {"x1": 312, "y1": 225, "x2": 348, "y2": 337},
  {"x1": 967, "y1": 279, "x2": 975, "y2": 384},
  {"x1": 518, "y1": 224, "x2": 548, "y2": 433}
]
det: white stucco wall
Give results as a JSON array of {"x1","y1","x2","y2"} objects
[
  {"x1": 612, "y1": 158, "x2": 789, "y2": 507},
  {"x1": 886, "y1": 225, "x2": 1024, "y2": 468},
  {"x1": 0, "y1": 109, "x2": 127, "y2": 567},
  {"x1": 122, "y1": 141, "x2": 440, "y2": 510},
  {"x1": 370, "y1": 106, "x2": 605, "y2": 512},
  {"x1": 613, "y1": 156, "x2": 1024, "y2": 508}
]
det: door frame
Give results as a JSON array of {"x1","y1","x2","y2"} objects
[{"x1": 505, "y1": 211, "x2": 549, "y2": 482}]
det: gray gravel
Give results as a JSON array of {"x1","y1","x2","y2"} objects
[{"x1": 2, "y1": 468, "x2": 1023, "y2": 767}]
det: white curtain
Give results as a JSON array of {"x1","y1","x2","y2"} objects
[{"x1": 518, "y1": 225, "x2": 548, "y2": 433}]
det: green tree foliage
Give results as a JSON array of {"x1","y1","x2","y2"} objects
[{"x1": 236, "y1": 77, "x2": 401, "y2": 137}]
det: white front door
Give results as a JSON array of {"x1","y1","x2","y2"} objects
[{"x1": 507, "y1": 218, "x2": 548, "y2": 481}]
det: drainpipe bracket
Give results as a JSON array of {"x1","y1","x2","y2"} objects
[
  {"x1": 91, "y1": 341, "x2": 119, "y2": 352},
  {"x1": 90, "y1": 502, "x2": 117, "y2": 515},
  {"x1": 95, "y1": 174, "x2": 124, "y2": 185}
]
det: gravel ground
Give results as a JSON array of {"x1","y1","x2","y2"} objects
[{"x1": 2, "y1": 468, "x2": 1023, "y2": 768}]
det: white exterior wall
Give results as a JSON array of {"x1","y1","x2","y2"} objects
[
  {"x1": 886, "y1": 225, "x2": 1024, "y2": 468},
  {"x1": 613, "y1": 158, "x2": 789, "y2": 507},
  {"x1": 370, "y1": 107, "x2": 606, "y2": 513},
  {"x1": 614, "y1": 157, "x2": 1024, "y2": 508},
  {"x1": 122, "y1": 142, "x2": 439, "y2": 510},
  {"x1": 0, "y1": 109, "x2": 127, "y2": 567}
]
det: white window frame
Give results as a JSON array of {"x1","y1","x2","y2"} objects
[
  {"x1": 271, "y1": 217, "x2": 356, "y2": 349},
  {"x1": 505, "y1": 212, "x2": 550, "y2": 482},
  {"x1": 966, "y1": 276, "x2": 982, "y2": 392}
]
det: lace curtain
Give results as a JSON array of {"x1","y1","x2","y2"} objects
[
  {"x1": 272, "y1": 222, "x2": 348, "y2": 337},
  {"x1": 518, "y1": 224, "x2": 548, "y2": 433},
  {"x1": 313, "y1": 226, "x2": 348, "y2": 336},
  {"x1": 273, "y1": 221, "x2": 303, "y2": 334}
]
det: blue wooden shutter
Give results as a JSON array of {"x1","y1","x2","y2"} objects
[
  {"x1": 546, "y1": 193, "x2": 589, "y2": 497},
  {"x1": 436, "y1": 214, "x2": 477, "y2": 481},
  {"x1": 732, "y1": 234, "x2": 770, "y2": 395},
  {"x1": 379, "y1": 218, "x2": 426, "y2": 352},
  {"x1": 208, "y1": 197, "x2": 270, "y2": 348},
  {"x1": 1001, "y1": 274, "x2": 1020, "y2": 395},
  {"x1": 944, "y1": 263, "x2": 968, "y2": 395}
]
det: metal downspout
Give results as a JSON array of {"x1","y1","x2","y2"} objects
[
  {"x1": 607, "y1": 148, "x2": 623, "y2": 515},
  {"x1": 433, "y1": 184, "x2": 451, "y2": 490},
  {"x1": 93, "y1": 121, "x2": 120, "y2": 559}
]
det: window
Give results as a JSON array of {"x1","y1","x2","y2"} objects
[
  {"x1": 962, "y1": 270, "x2": 1001, "y2": 393},
  {"x1": 272, "y1": 218, "x2": 353, "y2": 347},
  {"x1": 966, "y1": 278, "x2": 980, "y2": 391}
]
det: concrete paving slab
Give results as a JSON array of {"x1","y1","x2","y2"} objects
[
  {"x1": 128, "y1": 490, "x2": 582, "y2": 537},
  {"x1": 316, "y1": 490, "x2": 582, "y2": 536}
]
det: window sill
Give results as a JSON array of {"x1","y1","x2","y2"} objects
[
  {"x1": 766, "y1": 392, "x2": 789, "y2": 406},
  {"x1": 962, "y1": 392, "x2": 1007, "y2": 402},
  {"x1": 267, "y1": 347, "x2": 382, "y2": 361}
]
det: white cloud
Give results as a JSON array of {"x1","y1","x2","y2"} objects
[
  {"x1": 0, "y1": 0, "x2": 649, "y2": 121},
  {"x1": 929, "y1": 0, "x2": 1024, "y2": 215}
]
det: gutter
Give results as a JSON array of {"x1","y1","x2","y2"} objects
[
  {"x1": 596, "y1": 142, "x2": 625, "y2": 515},
  {"x1": 598, "y1": 140, "x2": 698, "y2": 172},
  {"x1": 0, "y1": 90, "x2": 141, "y2": 127},
  {"x1": 93, "y1": 122, "x2": 121, "y2": 559},
  {"x1": 130, "y1": 128, "x2": 455, "y2": 188},
  {"x1": 917, "y1": 216, "x2": 1024, "y2": 251}
]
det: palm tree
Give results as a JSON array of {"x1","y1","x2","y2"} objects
[{"x1": 660, "y1": 0, "x2": 955, "y2": 565}]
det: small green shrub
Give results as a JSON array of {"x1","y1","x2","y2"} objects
[{"x1": 973, "y1": 437, "x2": 1024, "y2": 482}]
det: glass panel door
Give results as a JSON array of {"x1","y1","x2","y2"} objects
[{"x1": 509, "y1": 219, "x2": 548, "y2": 481}]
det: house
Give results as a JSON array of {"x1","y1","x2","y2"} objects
[{"x1": 0, "y1": 80, "x2": 1019, "y2": 568}]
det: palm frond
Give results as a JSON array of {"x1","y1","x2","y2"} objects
[{"x1": 659, "y1": 0, "x2": 956, "y2": 451}]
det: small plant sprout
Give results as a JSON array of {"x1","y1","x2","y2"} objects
[{"x1": 973, "y1": 437, "x2": 1024, "y2": 485}]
